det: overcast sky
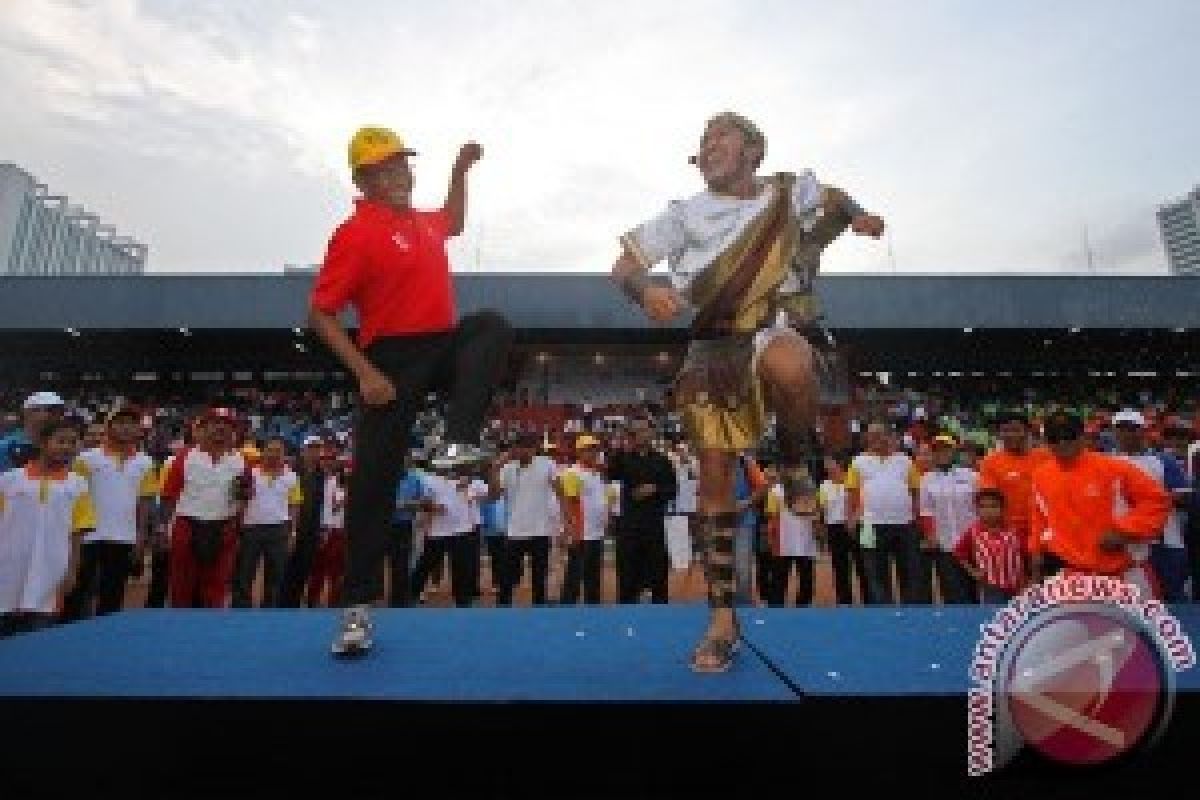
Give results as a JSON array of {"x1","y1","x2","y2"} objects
[{"x1": 1, "y1": 0, "x2": 1197, "y2": 274}]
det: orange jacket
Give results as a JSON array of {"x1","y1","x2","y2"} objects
[
  {"x1": 1030, "y1": 451, "x2": 1170, "y2": 575},
  {"x1": 978, "y1": 446, "x2": 1051, "y2": 549}
]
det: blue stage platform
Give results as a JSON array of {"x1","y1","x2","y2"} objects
[{"x1": 1, "y1": 605, "x2": 1197, "y2": 793}]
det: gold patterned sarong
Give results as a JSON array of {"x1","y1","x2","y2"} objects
[{"x1": 673, "y1": 173, "x2": 800, "y2": 451}]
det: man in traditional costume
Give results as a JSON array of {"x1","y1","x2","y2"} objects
[{"x1": 611, "y1": 111, "x2": 884, "y2": 671}]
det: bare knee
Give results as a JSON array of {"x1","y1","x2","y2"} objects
[{"x1": 757, "y1": 333, "x2": 814, "y2": 388}]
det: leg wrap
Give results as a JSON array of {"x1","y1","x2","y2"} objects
[{"x1": 696, "y1": 512, "x2": 740, "y2": 609}]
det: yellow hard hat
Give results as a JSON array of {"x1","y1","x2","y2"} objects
[{"x1": 348, "y1": 126, "x2": 417, "y2": 171}]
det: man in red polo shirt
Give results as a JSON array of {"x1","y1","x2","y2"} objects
[{"x1": 309, "y1": 126, "x2": 513, "y2": 657}]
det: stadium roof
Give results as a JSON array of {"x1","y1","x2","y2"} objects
[{"x1": 0, "y1": 273, "x2": 1196, "y2": 331}]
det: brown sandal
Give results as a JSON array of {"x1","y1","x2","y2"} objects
[{"x1": 690, "y1": 633, "x2": 742, "y2": 674}]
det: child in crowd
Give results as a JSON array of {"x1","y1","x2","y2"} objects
[
  {"x1": 0, "y1": 418, "x2": 95, "y2": 636},
  {"x1": 953, "y1": 488, "x2": 1024, "y2": 604}
]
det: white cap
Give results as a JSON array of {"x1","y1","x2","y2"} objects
[
  {"x1": 1112, "y1": 409, "x2": 1146, "y2": 428},
  {"x1": 302, "y1": 435, "x2": 324, "y2": 447},
  {"x1": 23, "y1": 391, "x2": 65, "y2": 410}
]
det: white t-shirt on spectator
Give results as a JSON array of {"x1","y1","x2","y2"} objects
[
  {"x1": 919, "y1": 467, "x2": 978, "y2": 550},
  {"x1": 671, "y1": 456, "x2": 699, "y2": 515},
  {"x1": 500, "y1": 456, "x2": 559, "y2": 539},
  {"x1": 818, "y1": 480, "x2": 848, "y2": 525},
  {"x1": 847, "y1": 452, "x2": 919, "y2": 526},
  {"x1": 425, "y1": 474, "x2": 478, "y2": 539},
  {"x1": 768, "y1": 485, "x2": 818, "y2": 558}
]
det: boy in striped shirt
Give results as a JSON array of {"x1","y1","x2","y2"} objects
[{"x1": 953, "y1": 488, "x2": 1025, "y2": 604}]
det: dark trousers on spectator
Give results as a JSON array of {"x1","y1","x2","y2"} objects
[
  {"x1": 342, "y1": 312, "x2": 514, "y2": 608},
  {"x1": 918, "y1": 548, "x2": 976, "y2": 604},
  {"x1": 755, "y1": 548, "x2": 775, "y2": 605},
  {"x1": 62, "y1": 541, "x2": 135, "y2": 620},
  {"x1": 232, "y1": 523, "x2": 290, "y2": 608},
  {"x1": 385, "y1": 521, "x2": 414, "y2": 607},
  {"x1": 465, "y1": 527, "x2": 482, "y2": 598},
  {"x1": 307, "y1": 529, "x2": 347, "y2": 608},
  {"x1": 615, "y1": 529, "x2": 669, "y2": 604},
  {"x1": 410, "y1": 533, "x2": 475, "y2": 607},
  {"x1": 146, "y1": 546, "x2": 169, "y2": 609},
  {"x1": 826, "y1": 523, "x2": 870, "y2": 605},
  {"x1": 168, "y1": 517, "x2": 238, "y2": 609},
  {"x1": 500, "y1": 537, "x2": 550, "y2": 606},
  {"x1": 484, "y1": 535, "x2": 507, "y2": 591},
  {"x1": 979, "y1": 585, "x2": 1016, "y2": 604},
  {"x1": 865, "y1": 524, "x2": 924, "y2": 605},
  {"x1": 560, "y1": 539, "x2": 604, "y2": 605},
  {"x1": 767, "y1": 555, "x2": 815, "y2": 607},
  {"x1": 280, "y1": 532, "x2": 318, "y2": 608},
  {"x1": 1151, "y1": 543, "x2": 1190, "y2": 603}
]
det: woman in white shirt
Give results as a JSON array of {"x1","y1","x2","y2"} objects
[{"x1": 819, "y1": 456, "x2": 869, "y2": 605}]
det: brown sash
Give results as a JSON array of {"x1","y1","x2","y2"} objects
[{"x1": 689, "y1": 174, "x2": 795, "y2": 337}]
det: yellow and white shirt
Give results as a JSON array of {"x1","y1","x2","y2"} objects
[
  {"x1": 0, "y1": 466, "x2": 96, "y2": 613},
  {"x1": 846, "y1": 453, "x2": 920, "y2": 526},
  {"x1": 73, "y1": 447, "x2": 157, "y2": 545},
  {"x1": 559, "y1": 465, "x2": 612, "y2": 542},
  {"x1": 242, "y1": 465, "x2": 302, "y2": 527}
]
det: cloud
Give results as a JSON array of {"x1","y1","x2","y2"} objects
[{"x1": 0, "y1": 0, "x2": 1194, "y2": 274}]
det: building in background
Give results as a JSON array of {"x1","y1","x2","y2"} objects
[
  {"x1": 0, "y1": 162, "x2": 147, "y2": 276},
  {"x1": 1158, "y1": 185, "x2": 1200, "y2": 275}
]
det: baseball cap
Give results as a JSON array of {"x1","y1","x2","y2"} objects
[
  {"x1": 1111, "y1": 409, "x2": 1146, "y2": 428},
  {"x1": 303, "y1": 435, "x2": 324, "y2": 447},
  {"x1": 23, "y1": 391, "x2": 65, "y2": 410},
  {"x1": 931, "y1": 434, "x2": 958, "y2": 448},
  {"x1": 348, "y1": 126, "x2": 417, "y2": 171},
  {"x1": 576, "y1": 434, "x2": 600, "y2": 449}
]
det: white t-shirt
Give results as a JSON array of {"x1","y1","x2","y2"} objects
[
  {"x1": 500, "y1": 456, "x2": 560, "y2": 539},
  {"x1": 670, "y1": 455, "x2": 699, "y2": 515},
  {"x1": 621, "y1": 172, "x2": 823, "y2": 296},
  {"x1": 766, "y1": 485, "x2": 818, "y2": 558},
  {"x1": 74, "y1": 448, "x2": 157, "y2": 544},
  {"x1": 320, "y1": 476, "x2": 346, "y2": 530},
  {"x1": 847, "y1": 452, "x2": 919, "y2": 526},
  {"x1": 0, "y1": 467, "x2": 94, "y2": 613},
  {"x1": 242, "y1": 466, "x2": 301, "y2": 527},
  {"x1": 919, "y1": 467, "x2": 979, "y2": 550},
  {"x1": 467, "y1": 478, "x2": 489, "y2": 528},
  {"x1": 818, "y1": 480, "x2": 848, "y2": 525},
  {"x1": 425, "y1": 474, "x2": 488, "y2": 539},
  {"x1": 167, "y1": 448, "x2": 248, "y2": 522}
]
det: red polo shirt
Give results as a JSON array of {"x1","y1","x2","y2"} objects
[{"x1": 310, "y1": 199, "x2": 455, "y2": 348}]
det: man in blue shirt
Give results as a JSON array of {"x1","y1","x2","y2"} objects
[
  {"x1": 0, "y1": 392, "x2": 66, "y2": 472},
  {"x1": 388, "y1": 451, "x2": 428, "y2": 607}
]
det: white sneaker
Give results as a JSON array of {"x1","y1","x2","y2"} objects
[{"x1": 331, "y1": 605, "x2": 374, "y2": 658}]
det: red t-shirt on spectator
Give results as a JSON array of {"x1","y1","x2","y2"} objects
[{"x1": 310, "y1": 199, "x2": 455, "y2": 348}]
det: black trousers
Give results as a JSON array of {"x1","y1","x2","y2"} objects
[
  {"x1": 865, "y1": 524, "x2": 925, "y2": 605},
  {"x1": 767, "y1": 555, "x2": 815, "y2": 607},
  {"x1": 343, "y1": 311, "x2": 514, "y2": 607},
  {"x1": 615, "y1": 528, "x2": 669, "y2": 604},
  {"x1": 484, "y1": 535, "x2": 507, "y2": 590},
  {"x1": 500, "y1": 538, "x2": 550, "y2": 606},
  {"x1": 560, "y1": 539, "x2": 604, "y2": 605},
  {"x1": 385, "y1": 521, "x2": 414, "y2": 607},
  {"x1": 232, "y1": 523, "x2": 290, "y2": 608},
  {"x1": 146, "y1": 547, "x2": 169, "y2": 609},
  {"x1": 918, "y1": 548, "x2": 976, "y2": 604},
  {"x1": 826, "y1": 523, "x2": 870, "y2": 605},
  {"x1": 280, "y1": 532, "x2": 319, "y2": 608},
  {"x1": 63, "y1": 541, "x2": 135, "y2": 620},
  {"x1": 410, "y1": 534, "x2": 475, "y2": 607},
  {"x1": 464, "y1": 527, "x2": 482, "y2": 598}
]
